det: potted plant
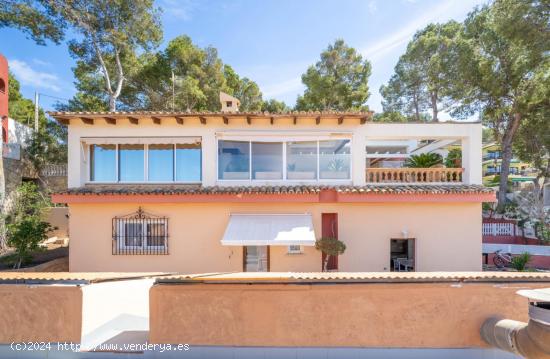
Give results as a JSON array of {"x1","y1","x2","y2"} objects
[{"x1": 315, "y1": 236, "x2": 346, "y2": 271}]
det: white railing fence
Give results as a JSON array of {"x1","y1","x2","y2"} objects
[
  {"x1": 40, "y1": 164, "x2": 67, "y2": 177},
  {"x1": 482, "y1": 222, "x2": 515, "y2": 236}
]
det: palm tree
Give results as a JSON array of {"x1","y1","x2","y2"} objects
[{"x1": 405, "y1": 153, "x2": 443, "y2": 168}]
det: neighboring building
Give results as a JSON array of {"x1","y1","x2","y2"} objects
[
  {"x1": 50, "y1": 102, "x2": 493, "y2": 273},
  {"x1": 0, "y1": 54, "x2": 67, "y2": 214},
  {"x1": 482, "y1": 142, "x2": 536, "y2": 187}
]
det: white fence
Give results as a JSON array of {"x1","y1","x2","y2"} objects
[{"x1": 482, "y1": 222, "x2": 515, "y2": 236}]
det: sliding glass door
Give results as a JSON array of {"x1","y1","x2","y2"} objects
[{"x1": 243, "y1": 246, "x2": 269, "y2": 272}]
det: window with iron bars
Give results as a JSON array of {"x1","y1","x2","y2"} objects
[{"x1": 112, "y1": 207, "x2": 169, "y2": 255}]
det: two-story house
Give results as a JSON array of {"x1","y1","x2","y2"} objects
[{"x1": 49, "y1": 101, "x2": 494, "y2": 273}]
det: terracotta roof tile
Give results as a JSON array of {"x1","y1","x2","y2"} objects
[
  {"x1": 56, "y1": 184, "x2": 493, "y2": 196},
  {"x1": 47, "y1": 110, "x2": 372, "y2": 117},
  {"x1": 157, "y1": 271, "x2": 550, "y2": 284},
  {"x1": 0, "y1": 272, "x2": 171, "y2": 284}
]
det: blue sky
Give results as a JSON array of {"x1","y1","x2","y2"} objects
[{"x1": 0, "y1": 0, "x2": 487, "y2": 116}]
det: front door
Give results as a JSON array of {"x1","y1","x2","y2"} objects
[
  {"x1": 321, "y1": 213, "x2": 339, "y2": 270},
  {"x1": 243, "y1": 246, "x2": 270, "y2": 272}
]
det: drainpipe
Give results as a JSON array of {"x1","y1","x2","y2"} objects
[{"x1": 481, "y1": 288, "x2": 550, "y2": 358}]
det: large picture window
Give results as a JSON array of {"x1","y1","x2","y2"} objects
[
  {"x1": 88, "y1": 139, "x2": 201, "y2": 183},
  {"x1": 218, "y1": 140, "x2": 250, "y2": 180},
  {"x1": 119, "y1": 144, "x2": 145, "y2": 182},
  {"x1": 90, "y1": 144, "x2": 116, "y2": 182},
  {"x1": 286, "y1": 141, "x2": 318, "y2": 180},
  {"x1": 148, "y1": 144, "x2": 174, "y2": 182},
  {"x1": 218, "y1": 139, "x2": 351, "y2": 181},
  {"x1": 319, "y1": 140, "x2": 351, "y2": 179},
  {"x1": 176, "y1": 143, "x2": 202, "y2": 182},
  {"x1": 251, "y1": 142, "x2": 283, "y2": 180}
]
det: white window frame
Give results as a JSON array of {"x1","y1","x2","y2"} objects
[
  {"x1": 87, "y1": 141, "x2": 202, "y2": 184},
  {"x1": 216, "y1": 138, "x2": 353, "y2": 183},
  {"x1": 287, "y1": 245, "x2": 303, "y2": 254}
]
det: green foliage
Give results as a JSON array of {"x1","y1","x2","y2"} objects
[
  {"x1": 445, "y1": 0, "x2": 549, "y2": 209},
  {"x1": 3, "y1": 183, "x2": 53, "y2": 269},
  {"x1": 4, "y1": 0, "x2": 163, "y2": 111},
  {"x1": 510, "y1": 252, "x2": 531, "y2": 271},
  {"x1": 295, "y1": 39, "x2": 371, "y2": 111},
  {"x1": 380, "y1": 21, "x2": 461, "y2": 121},
  {"x1": 485, "y1": 175, "x2": 513, "y2": 190},
  {"x1": 372, "y1": 111, "x2": 408, "y2": 123},
  {"x1": 64, "y1": 36, "x2": 265, "y2": 113},
  {"x1": 7, "y1": 72, "x2": 67, "y2": 170},
  {"x1": 261, "y1": 99, "x2": 289, "y2": 113},
  {"x1": 315, "y1": 236, "x2": 346, "y2": 271},
  {"x1": 444, "y1": 148, "x2": 462, "y2": 168},
  {"x1": 0, "y1": 0, "x2": 65, "y2": 45},
  {"x1": 405, "y1": 153, "x2": 443, "y2": 168},
  {"x1": 223, "y1": 65, "x2": 263, "y2": 112},
  {"x1": 315, "y1": 237, "x2": 346, "y2": 257},
  {"x1": 6, "y1": 217, "x2": 51, "y2": 268},
  {"x1": 514, "y1": 106, "x2": 550, "y2": 181}
]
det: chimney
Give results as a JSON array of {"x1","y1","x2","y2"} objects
[
  {"x1": 219, "y1": 92, "x2": 240, "y2": 113},
  {"x1": 0, "y1": 53, "x2": 8, "y2": 143}
]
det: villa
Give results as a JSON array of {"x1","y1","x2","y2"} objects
[{"x1": 49, "y1": 97, "x2": 494, "y2": 272}]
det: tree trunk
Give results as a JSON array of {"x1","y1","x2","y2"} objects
[
  {"x1": 323, "y1": 254, "x2": 330, "y2": 272},
  {"x1": 431, "y1": 91, "x2": 438, "y2": 122},
  {"x1": 108, "y1": 96, "x2": 116, "y2": 111},
  {"x1": 497, "y1": 113, "x2": 522, "y2": 211},
  {"x1": 413, "y1": 93, "x2": 420, "y2": 122}
]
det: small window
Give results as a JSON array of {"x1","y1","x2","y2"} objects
[
  {"x1": 287, "y1": 245, "x2": 303, "y2": 254},
  {"x1": 113, "y1": 208, "x2": 168, "y2": 255},
  {"x1": 0, "y1": 78, "x2": 5, "y2": 93},
  {"x1": 226, "y1": 101, "x2": 232, "y2": 107}
]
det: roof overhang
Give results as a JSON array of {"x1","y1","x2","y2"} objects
[{"x1": 47, "y1": 111, "x2": 373, "y2": 126}]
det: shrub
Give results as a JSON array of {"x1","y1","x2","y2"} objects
[
  {"x1": 315, "y1": 237, "x2": 346, "y2": 271},
  {"x1": 3, "y1": 183, "x2": 54, "y2": 269},
  {"x1": 510, "y1": 252, "x2": 531, "y2": 271}
]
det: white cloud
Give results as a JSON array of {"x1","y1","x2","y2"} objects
[
  {"x1": 262, "y1": 77, "x2": 304, "y2": 99},
  {"x1": 161, "y1": 0, "x2": 197, "y2": 21},
  {"x1": 368, "y1": 1, "x2": 377, "y2": 14},
  {"x1": 32, "y1": 58, "x2": 52, "y2": 67},
  {"x1": 361, "y1": 0, "x2": 455, "y2": 62},
  {"x1": 9, "y1": 59, "x2": 61, "y2": 92}
]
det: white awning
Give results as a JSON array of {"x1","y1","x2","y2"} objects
[
  {"x1": 81, "y1": 137, "x2": 201, "y2": 145},
  {"x1": 221, "y1": 214, "x2": 316, "y2": 246}
]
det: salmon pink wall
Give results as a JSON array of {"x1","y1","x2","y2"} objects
[
  {"x1": 149, "y1": 281, "x2": 549, "y2": 347},
  {"x1": 68, "y1": 201, "x2": 482, "y2": 272}
]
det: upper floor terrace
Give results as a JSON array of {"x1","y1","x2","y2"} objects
[{"x1": 48, "y1": 110, "x2": 482, "y2": 189}]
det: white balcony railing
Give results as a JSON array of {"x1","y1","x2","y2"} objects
[
  {"x1": 2, "y1": 143, "x2": 21, "y2": 160},
  {"x1": 365, "y1": 168, "x2": 463, "y2": 184}
]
